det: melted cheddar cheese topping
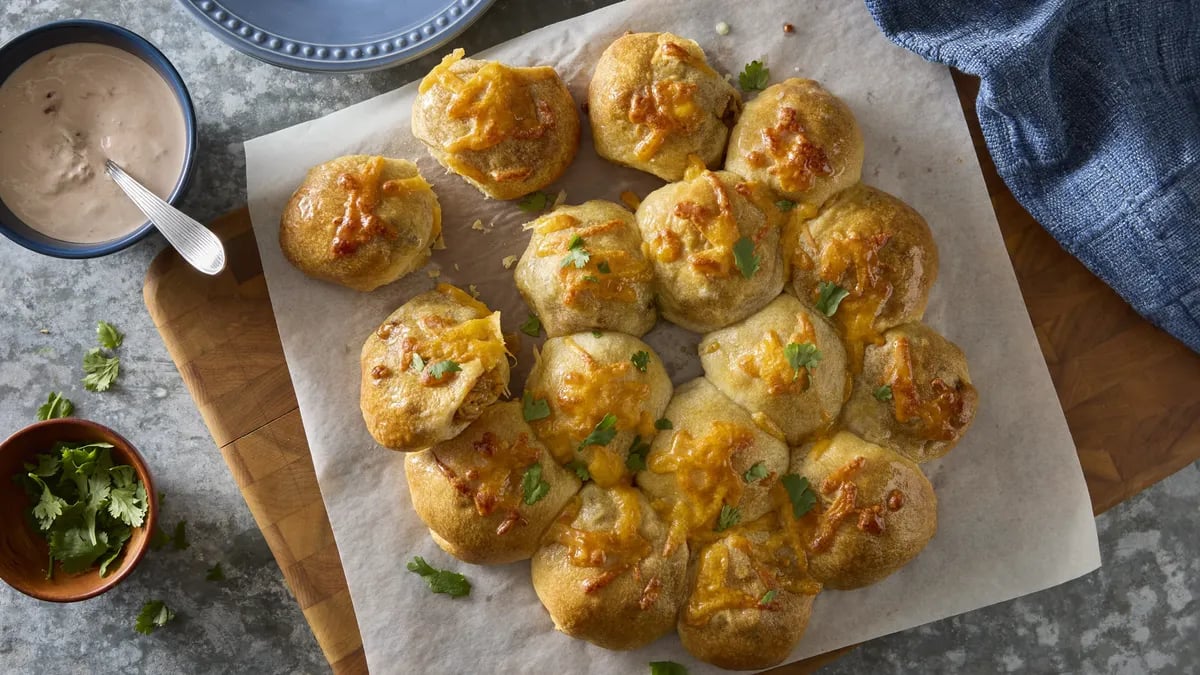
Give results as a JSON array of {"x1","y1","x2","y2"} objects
[
  {"x1": 549, "y1": 487, "x2": 654, "y2": 594},
  {"x1": 745, "y1": 106, "x2": 833, "y2": 194},
  {"x1": 735, "y1": 312, "x2": 818, "y2": 396},
  {"x1": 431, "y1": 430, "x2": 541, "y2": 535},
  {"x1": 331, "y1": 156, "x2": 439, "y2": 257},
  {"x1": 649, "y1": 166, "x2": 762, "y2": 278},
  {"x1": 885, "y1": 337, "x2": 974, "y2": 441},
  {"x1": 533, "y1": 214, "x2": 653, "y2": 309},
  {"x1": 624, "y1": 40, "x2": 715, "y2": 161},
  {"x1": 419, "y1": 49, "x2": 557, "y2": 154},
  {"x1": 796, "y1": 455, "x2": 905, "y2": 553}
]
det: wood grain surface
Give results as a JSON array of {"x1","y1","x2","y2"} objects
[{"x1": 142, "y1": 73, "x2": 1200, "y2": 674}]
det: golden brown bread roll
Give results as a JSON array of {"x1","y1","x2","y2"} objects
[
  {"x1": 412, "y1": 49, "x2": 580, "y2": 200},
  {"x1": 792, "y1": 431, "x2": 937, "y2": 589},
  {"x1": 405, "y1": 401, "x2": 580, "y2": 564},
  {"x1": 787, "y1": 183, "x2": 939, "y2": 371},
  {"x1": 842, "y1": 322, "x2": 977, "y2": 463},
  {"x1": 726, "y1": 78, "x2": 863, "y2": 212},
  {"x1": 280, "y1": 155, "x2": 441, "y2": 291},
  {"x1": 699, "y1": 294, "x2": 847, "y2": 445},
  {"x1": 360, "y1": 284, "x2": 510, "y2": 451},
  {"x1": 531, "y1": 484, "x2": 688, "y2": 650},
  {"x1": 636, "y1": 378, "x2": 789, "y2": 552},
  {"x1": 588, "y1": 32, "x2": 742, "y2": 181},
  {"x1": 514, "y1": 200, "x2": 656, "y2": 337},
  {"x1": 678, "y1": 517, "x2": 821, "y2": 670},
  {"x1": 636, "y1": 166, "x2": 784, "y2": 332},
  {"x1": 524, "y1": 333, "x2": 672, "y2": 486}
]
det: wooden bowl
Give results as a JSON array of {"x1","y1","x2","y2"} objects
[{"x1": 0, "y1": 418, "x2": 157, "y2": 602}]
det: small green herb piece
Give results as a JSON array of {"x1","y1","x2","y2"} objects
[
  {"x1": 428, "y1": 360, "x2": 462, "y2": 380},
  {"x1": 597, "y1": 261, "x2": 611, "y2": 274},
  {"x1": 654, "y1": 418, "x2": 673, "y2": 430},
  {"x1": 732, "y1": 236, "x2": 760, "y2": 279},
  {"x1": 522, "y1": 391, "x2": 551, "y2": 422},
  {"x1": 206, "y1": 563, "x2": 226, "y2": 582},
  {"x1": 578, "y1": 413, "x2": 618, "y2": 451},
  {"x1": 561, "y1": 235, "x2": 591, "y2": 269},
  {"x1": 518, "y1": 191, "x2": 548, "y2": 213},
  {"x1": 82, "y1": 347, "x2": 120, "y2": 392},
  {"x1": 784, "y1": 342, "x2": 822, "y2": 379},
  {"x1": 149, "y1": 525, "x2": 172, "y2": 551},
  {"x1": 36, "y1": 392, "x2": 74, "y2": 421},
  {"x1": 775, "y1": 199, "x2": 796, "y2": 212},
  {"x1": 625, "y1": 435, "x2": 652, "y2": 472},
  {"x1": 874, "y1": 385, "x2": 893, "y2": 402},
  {"x1": 815, "y1": 281, "x2": 850, "y2": 317},
  {"x1": 738, "y1": 60, "x2": 770, "y2": 91},
  {"x1": 591, "y1": 330, "x2": 603, "y2": 338},
  {"x1": 172, "y1": 520, "x2": 190, "y2": 551},
  {"x1": 650, "y1": 662, "x2": 689, "y2": 675},
  {"x1": 743, "y1": 462, "x2": 769, "y2": 483},
  {"x1": 759, "y1": 589, "x2": 779, "y2": 607},
  {"x1": 97, "y1": 321, "x2": 124, "y2": 349},
  {"x1": 410, "y1": 353, "x2": 426, "y2": 374},
  {"x1": 407, "y1": 556, "x2": 471, "y2": 598},
  {"x1": 715, "y1": 504, "x2": 741, "y2": 532},
  {"x1": 566, "y1": 459, "x2": 591, "y2": 482},
  {"x1": 582, "y1": 275, "x2": 599, "y2": 283},
  {"x1": 135, "y1": 600, "x2": 176, "y2": 635},
  {"x1": 521, "y1": 463, "x2": 551, "y2": 505},
  {"x1": 520, "y1": 314, "x2": 542, "y2": 338},
  {"x1": 631, "y1": 350, "x2": 650, "y2": 372},
  {"x1": 781, "y1": 474, "x2": 817, "y2": 518}
]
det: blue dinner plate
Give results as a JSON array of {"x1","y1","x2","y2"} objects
[{"x1": 176, "y1": 0, "x2": 497, "y2": 72}]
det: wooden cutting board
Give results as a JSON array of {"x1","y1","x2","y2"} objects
[{"x1": 142, "y1": 73, "x2": 1200, "y2": 674}]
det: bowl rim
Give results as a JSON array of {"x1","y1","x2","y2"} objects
[
  {"x1": 0, "y1": 19, "x2": 199, "y2": 259},
  {"x1": 0, "y1": 417, "x2": 158, "y2": 602}
]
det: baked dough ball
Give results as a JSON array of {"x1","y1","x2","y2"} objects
[
  {"x1": 280, "y1": 155, "x2": 441, "y2": 291},
  {"x1": 360, "y1": 284, "x2": 510, "y2": 451},
  {"x1": 636, "y1": 378, "x2": 789, "y2": 551},
  {"x1": 412, "y1": 49, "x2": 580, "y2": 200},
  {"x1": 588, "y1": 32, "x2": 742, "y2": 181},
  {"x1": 788, "y1": 184, "x2": 939, "y2": 370},
  {"x1": 515, "y1": 201, "x2": 656, "y2": 337},
  {"x1": 792, "y1": 431, "x2": 936, "y2": 589},
  {"x1": 636, "y1": 167, "x2": 784, "y2": 332},
  {"x1": 726, "y1": 78, "x2": 863, "y2": 212},
  {"x1": 843, "y1": 322, "x2": 977, "y2": 463},
  {"x1": 524, "y1": 333, "x2": 672, "y2": 486},
  {"x1": 699, "y1": 295, "x2": 847, "y2": 445},
  {"x1": 531, "y1": 484, "x2": 688, "y2": 650},
  {"x1": 405, "y1": 401, "x2": 580, "y2": 564},
  {"x1": 678, "y1": 521, "x2": 821, "y2": 670}
]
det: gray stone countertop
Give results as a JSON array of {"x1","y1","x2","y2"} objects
[{"x1": 0, "y1": 1, "x2": 1196, "y2": 673}]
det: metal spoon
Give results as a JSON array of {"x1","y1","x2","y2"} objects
[{"x1": 104, "y1": 159, "x2": 225, "y2": 275}]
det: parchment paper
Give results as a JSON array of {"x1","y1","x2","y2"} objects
[{"x1": 244, "y1": 1, "x2": 1102, "y2": 671}]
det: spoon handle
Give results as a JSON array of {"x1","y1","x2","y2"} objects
[{"x1": 104, "y1": 160, "x2": 226, "y2": 276}]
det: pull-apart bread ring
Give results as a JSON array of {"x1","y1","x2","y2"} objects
[
  {"x1": 360, "y1": 284, "x2": 510, "y2": 451},
  {"x1": 280, "y1": 154, "x2": 441, "y2": 291},
  {"x1": 515, "y1": 200, "x2": 657, "y2": 337},
  {"x1": 589, "y1": 32, "x2": 742, "y2": 181},
  {"x1": 412, "y1": 49, "x2": 581, "y2": 200},
  {"x1": 405, "y1": 401, "x2": 580, "y2": 564}
]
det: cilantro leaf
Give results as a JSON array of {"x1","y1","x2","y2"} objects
[
  {"x1": 206, "y1": 563, "x2": 226, "y2": 582},
  {"x1": 410, "y1": 353, "x2": 426, "y2": 374},
  {"x1": 149, "y1": 525, "x2": 172, "y2": 551},
  {"x1": 82, "y1": 348, "x2": 120, "y2": 392},
  {"x1": 108, "y1": 484, "x2": 147, "y2": 528},
  {"x1": 28, "y1": 475, "x2": 67, "y2": 530},
  {"x1": 97, "y1": 321, "x2": 124, "y2": 349},
  {"x1": 654, "y1": 418, "x2": 673, "y2": 430},
  {"x1": 781, "y1": 474, "x2": 817, "y2": 518},
  {"x1": 566, "y1": 459, "x2": 591, "y2": 482},
  {"x1": 521, "y1": 463, "x2": 552, "y2": 505},
  {"x1": 597, "y1": 261, "x2": 611, "y2": 274},
  {"x1": 520, "y1": 314, "x2": 542, "y2": 338},
  {"x1": 428, "y1": 360, "x2": 462, "y2": 380},
  {"x1": 715, "y1": 504, "x2": 741, "y2": 532},
  {"x1": 522, "y1": 391, "x2": 551, "y2": 422},
  {"x1": 743, "y1": 462, "x2": 769, "y2": 483},
  {"x1": 561, "y1": 235, "x2": 590, "y2": 269},
  {"x1": 815, "y1": 281, "x2": 850, "y2": 317},
  {"x1": 650, "y1": 662, "x2": 689, "y2": 675},
  {"x1": 518, "y1": 191, "x2": 549, "y2": 213},
  {"x1": 582, "y1": 275, "x2": 599, "y2": 283},
  {"x1": 631, "y1": 350, "x2": 650, "y2": 372},
  {"x1": 50, "y1": 528, "x2": 109, "y2": 574},
  {"x1": 759, "y1": 589, "x2": 779, "y2": 607},
  {"x1": 784, "y1": 342, "x2": 822, "y2": 379},
  {"x1": 738, "y1": 60, "x2": 770, "y2": 91},
  {"x1": 591, "y1": 330, "x2": 603, "y2": 338},
  {"x1": 578, "y1": 413, "x2": 618, "y2": 451},
  {"x1": 775, "y1": 199, "x2": 797, "y2": 212},
  {"x1": 172, "y1": 520, "x2": 190, "y2": 550},
  {"x1": 874, "y1": 385, "x2": 893, "y2": 402},
  {"x1": 625, "y1": 435, "x2": 652, "y2": 472},
  {"x1": 98, "y1": 527, "x2": 131, "y2": 577},
  {"x1": 36, "y1": 392, "x2": 74, "y2": 421},
  {"x1": 407, "y1": 556, "x2": 471, "y2": 598},
  {"x1": 25, "y1": 452, "x2": 60, "y2": 478},
  {"x1": 135, "y1": 600, "x2": 175, "y2": 635},
  {"x1": 732, "y1": 236, "x2": 760, "y2": 279}
]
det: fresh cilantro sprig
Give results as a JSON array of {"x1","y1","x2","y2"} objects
[
  {"x1": 738, "y1": 60, "x2": 770, "y2": 91},
  {"x1": 561, "y1": 234, "x2": 590, "y2": 269},
  {"x1": 407, "y1": 556, "x2": 471, "y2": 598},
  {"x1": 520, "y1": 314, "x2": 542, "y2": 338},
  {"x1": 522, "y1": 391, "x2": 551, "y2": 422},
  {"x1": 815, "y1": 281, "x2": 850, "y2": 317},
  {"x1": 82, "y1": 348, "x2": 120, "y2": 392},
  {"x1": 874, "y1": 385, "x2": 893, "y2": 402},
  {"x1": 97, "y1": 321, "x2": 124, "y2": 349},
  {"x1": 780, "y1": 474, "x2": 817, "y2": 518},
  {"x1": 758, "y1": 589, "x2": 779, "y2": 608},
  {"x1": 650, "y1": 662, "x2": 689, "y2": 675},
  {"x1": 732, "y1": 236, "x2": 760, "y2": 279},
  {"x1": 743, "y1": 462, "x2": 769, "y2": 483},
  {"x1": 521, "y1": 463, "x2": 551, "y2": 505},
  {"x1": 775, "y1": 199, "x2": 796, "y2": 212},
  {"x1": 566, "y1": 459, "x2": 591, "y2": 482},
  {"x1": 784, "y1": 342, "x2": 822, "y2": 379},
  {"x1": 135, "y1": 600, "x2": 176, "y2": 635},
  {"x1": 171, "y1": 520, "x2": 190, "y2": 550},
  {"x1": 654, "y1": 418, "x2": 673, "y2": 430},
  {"x1": 518, "y1": 191, "x2": 549, "y2": 213},
  {"x1": 715, "y1": 504, "x2": 741, "y2": 532},
  {"x1": 597, "y1": 261, "x2": 611, "y2": 274},
  {"x1": 578, "y1": 413, "x2": 618, "y2": 451},
  {"x1": 631, "y1": 351, "x2": 650, "y2": 372},
  {"x1": 36, "y1": 392, "x2": 74, "y2": 421},
  {"x1": 206, "y1": 563, "x2": 226, "y2": 582},
  {"x1": 625, "y1": 435, "x2": 652, "y2": 472},
  {"x1": 428, "y1": 360, "x2": 462, "y2": 380}
]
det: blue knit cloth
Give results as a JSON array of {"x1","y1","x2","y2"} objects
[{"x1": 865, "y1": 0, "x2": 1200, "y2": 353}]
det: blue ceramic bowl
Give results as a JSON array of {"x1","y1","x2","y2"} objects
[{"x1": 0, "y1": 20, "x2": 198, "y2": 259}]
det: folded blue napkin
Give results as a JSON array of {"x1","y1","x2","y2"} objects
[{"x1": 865, "y1": 0, "x2": 1200, "y2": 353}]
